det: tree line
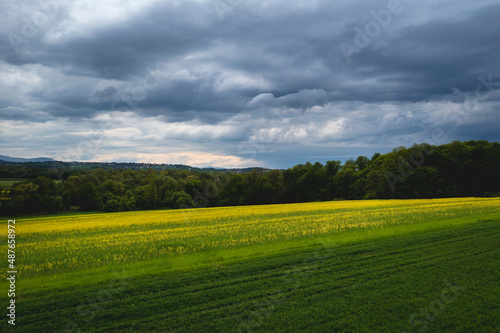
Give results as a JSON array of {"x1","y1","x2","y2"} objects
[{"x1": 1, "y1": 140, "x2": 498, "y2": 215}]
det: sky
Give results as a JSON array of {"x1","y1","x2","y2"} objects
[{"x1": 1, "y1": 0, "x2": 499, "y2": 169}]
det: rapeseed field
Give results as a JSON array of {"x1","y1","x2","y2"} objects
[
  {"x1": 2, "y1": 197, "x2": 499, "y2": 332},
  {"x1": 11, "y1": 197, "x2": 500, "y2": 279}
]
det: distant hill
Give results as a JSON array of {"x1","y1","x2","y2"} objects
[
  {"x1": 0, "y1": 155, "x2": 56, "y2": 163},
  {"x1": 0, "y1": 157, "x2": 265, "y2": 173}
]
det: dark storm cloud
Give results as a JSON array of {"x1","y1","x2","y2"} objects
[
  {"x1": 0, "y1": 0, "x2": 498, "y2": 167},
  {"x1": 340, "y1": 2, "x2": 500, "y2": 102}
]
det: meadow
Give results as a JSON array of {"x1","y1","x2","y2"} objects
[
  {"x1": 0, "y1": 179, "x2": 27, "y2": 189},
  {"x1": 0, "y1": 179, "x2": 62, "y2": 191},
  {"x1": 1, "y1": 197, "x2": 499, "y2": 332}
]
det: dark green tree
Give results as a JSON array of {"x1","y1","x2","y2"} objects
[
  {"x1": 173, "y1": 191, "x2": 196, "y2": 209},
  {"x1": 79, "y1": 183, "x2": 101, "y2": 211}
]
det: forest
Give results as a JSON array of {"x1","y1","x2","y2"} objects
[{"x1": 1, "y1": 140, "x2": 499, "y2": 215}]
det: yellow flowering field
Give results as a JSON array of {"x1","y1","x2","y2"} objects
[{"x1": 8, "y1": 197, "x2": 500, "y2": 278}]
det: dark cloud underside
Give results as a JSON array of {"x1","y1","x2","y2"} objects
[{"x1": 0, "y1": 0, "x2": 498, "y2": 167}]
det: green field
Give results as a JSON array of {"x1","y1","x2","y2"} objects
[
  {"x1": 1, "y1": 198, "x2": 499, "y2": 332},
  {"x1": 0, "y1": 179, "x2": 62, "y2": 189},
  {"x1": 0, "y1": 179, "x2": 27, "y2": 188}
]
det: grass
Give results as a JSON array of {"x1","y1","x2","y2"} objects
[
  {"x1": 1, "y1": 198, "x2": 499, "y2": 332},
  {"x1": 0, "y1": 179, "x2": 61, "y2": 189},
  {"x1": 0, "y1": 180, "x2": 26, "y2": 188}
]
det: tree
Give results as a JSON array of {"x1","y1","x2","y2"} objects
[
  {"x1": 219, "y1": 173, "x2": 244, "y2": 206},
  {"x1": 104, "y1": 199, "x2": 121, "y2": 212},
  {"x1": 134, "y1": 185, "x2": 154, "y2": 210},
  {"x1": 363, "y1": 170, "x2": 385, "y2": 199},
  {"x1": 62, "y1": 190, "x2": 71, "y2": 210},
  {"x1": 283, "y1": 164, "x2": 309, "y2": 203},
  {"x1": 9, "y1": 182, "x2": 40, "y2": 213},
  {"x1": 33, "y1": 176, "x2": 57, "y2": 197},
  {"x1": 325, "y1": 160, "x2": 342, "y2": 178},
  {"x1": 0, "y1": 140, "x2": 497, "y2": 215},
  {"x1": 173, "y1": 191, "x2": 195, "y2": 209},
  {"x1": 332, "y1": 160, "x2": 357, "y2": 199},
  {"x1": 98, "y1": 179, "x2": 125, "y2": 196},
  {"x1": 355, "y1": 156, "x2": 370, "y2": 171},
  {"x1": 120, "y1": 195, "x2": 136, "y2": 211},
  {"x1": 79, "y1": 183, "x2": 100, "y2": 211},
  {"x1": 49, "y1": 195, "x2": 63, "y2": 211},
  {"x1": 325, "y1": 160, "x2": 342, "y2": 199},
  {"x1": 242, "y1": 169, "x2": 264, "y2": 204},
  {"x1": 185, "y1": 177, "x2": 202, "y2": 197},
  {"x1": 371, "y1": 152, "x2": 381, "y2": 161},
  {"x1": 11, "y1": 182, "x2": 39, "y2": 204},
  {"x1": 296, "y1": 162, "x2": 327, "y2": 202},
  {"x1": 265, "y1": 170, "x2": 285, "y2": 203}
]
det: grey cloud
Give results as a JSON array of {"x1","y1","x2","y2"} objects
[
  {"x1": 90, "y1": 86, "x2": 118, "y2": 103},
  {"x1": 0, "y1": 0, "x2": 499, "y2": 168},
  {"x1": 248, "y1": 89, "x2": 328, "y2": 110}
]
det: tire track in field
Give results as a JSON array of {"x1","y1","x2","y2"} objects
[
  {"x1": 149, "y1": 223, "x2": 500, "y2": 332},
  {"x1": 19, "y1": 227, "x2": 496, "y2": 328},
  {"x1": 103, "y1": 221, "x2": 500, "y2": 307},
  {"x1": 86, "y1": 223, "x2": 500, "y2": 332}
]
